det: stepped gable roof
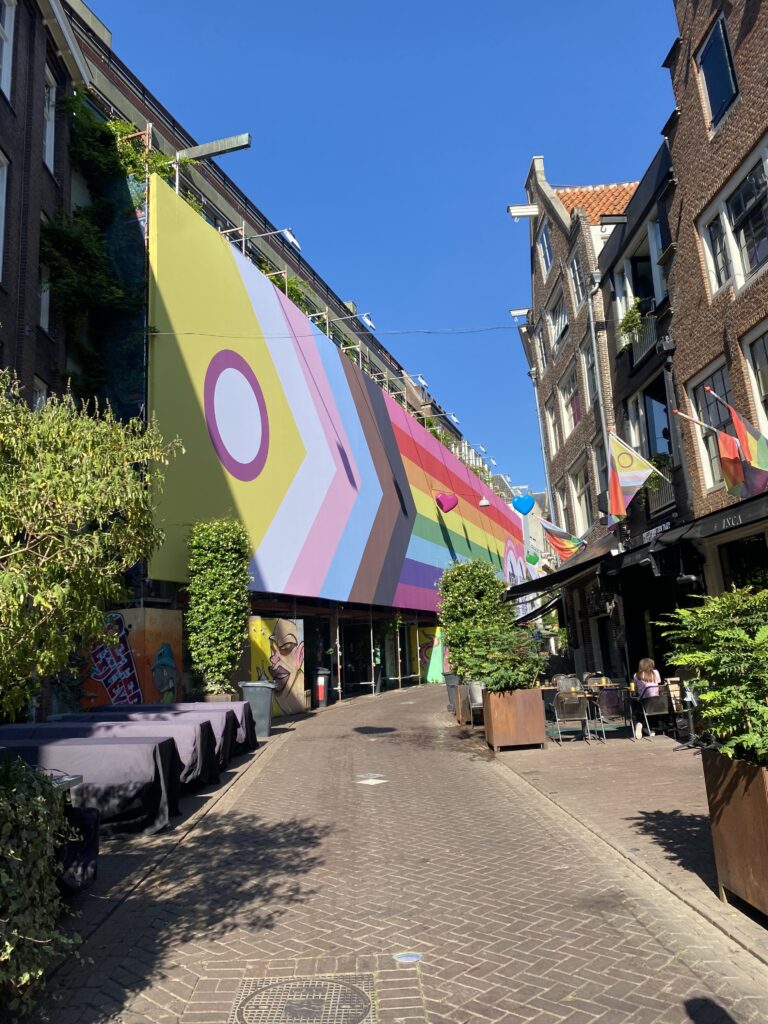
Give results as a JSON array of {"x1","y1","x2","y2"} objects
[{"x1": 553, "y1": 181, "x2": 638, "y2": 225}]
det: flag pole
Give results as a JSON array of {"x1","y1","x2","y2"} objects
[{"x1": 672, "y1": 407, "x2": 740, "y2": 445}]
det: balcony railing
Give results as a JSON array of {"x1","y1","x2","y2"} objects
[
  {"x1": 647, "y1": 473, "x2": 675, "y2": 516},
  {"x1": 623, "y1": 315, "x2": 658, "y2": 365}
]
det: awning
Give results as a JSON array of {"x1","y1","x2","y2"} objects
[
  {"x1": 513, "y1": 596, "x2": 562, "y2": 626},
  {"x1": 503, "y1": 532, "x2": 620, "y2": 601}
]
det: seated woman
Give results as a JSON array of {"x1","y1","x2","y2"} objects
[{"x1": 633, "y1": 657, "x2": 660, "y2": 698}]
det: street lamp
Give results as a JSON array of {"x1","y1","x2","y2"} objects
[{"x1": 174, "y1": 132, "x2": 251, "y2": 194}]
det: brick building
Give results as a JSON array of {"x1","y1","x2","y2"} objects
[
  {"x1": 516, "y1": 157, "x2": 637, "y2": 675},
  {"x1": 661, "y1": 0, "x2": 768, "y2": 592},
  {"x1": 0, "y1": 0, "x2": 88, "y2": 401}
]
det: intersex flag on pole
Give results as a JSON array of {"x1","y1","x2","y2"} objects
[
  {"x1": 704, "y1": 386, "x2": 768, "y2": 471},
  {"x1": 608, "y1": 433, "x2": 658, "y2": 517},
  {"x1": 537, "y1": 517, "x2": 585, "y2": 562}
]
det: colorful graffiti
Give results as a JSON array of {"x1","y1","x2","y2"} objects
[
  {"x1": 409, "y1": 625, "x2": 446, "y2": 683},
  {"x1": 249, "y1": 616, "x2": 306, "y2": 717},
  {"x1": 148, "y1": 175, "x2": 525, "y2": 611},
  {"x1": 83, "y1": 609, "x2": 183, "y2": 707}
]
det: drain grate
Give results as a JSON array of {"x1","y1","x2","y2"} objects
[{"x1": 230, "y1": 974, "x2": 375, "y2": 1024}]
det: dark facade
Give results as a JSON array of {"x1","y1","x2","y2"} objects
[{"x1": 0, "y1": 0, "x2": 87, "y2": 400}]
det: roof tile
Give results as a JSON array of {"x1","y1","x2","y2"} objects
[{"x1": 554, "y1": 182, "x2": 638, "y2": 224}]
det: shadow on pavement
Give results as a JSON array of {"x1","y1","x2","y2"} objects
[
  {"x1": 626, "y1": 808, "x2": 718, "y2": 891},
  {"x1": 684, "y1": 996, "x2": 739, "y2": 1022},
  {"x1": 44, "y1": 812, "x2": 333, "y2": 1022},
  {"x1": 354, "y1": 726, "x2": 397, "y2": 735}
]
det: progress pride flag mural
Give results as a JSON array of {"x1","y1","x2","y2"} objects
[{"x1": 148, "y1": 176, "x2": 524, "y2": 611}]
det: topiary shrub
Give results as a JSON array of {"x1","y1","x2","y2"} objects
[
  {"x1": 0, "y1": 756, "x2": 75, "y2": 1018},
  {"x1": 186, "y1": 519, "x2": 252, "y2": 694},
  {"x1": 437, "y1": 560, "x2": 509, "y2": 680}
]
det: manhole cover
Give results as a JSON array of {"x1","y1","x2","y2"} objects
[{"x1": 231, "y1": 975, "x2": 375, "y2": 1024}]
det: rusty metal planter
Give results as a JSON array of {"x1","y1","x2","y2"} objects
[
  {"x1": 455, "y1": 684, "x2": 470, "y2": 725},
  {"x1": 701, "y1": 747, "x2": 768, "y2": 916},
  {"x1": 482, "y1": 688, "x2": 547, "y2": 752}
]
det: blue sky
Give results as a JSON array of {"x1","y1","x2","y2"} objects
[{"x1": 87, "y1": 0, "x2": 678, "y2": 491}]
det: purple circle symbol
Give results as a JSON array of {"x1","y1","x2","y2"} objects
[{"x1": 204, "y1": 350, "x2": 270, "y2": 481}]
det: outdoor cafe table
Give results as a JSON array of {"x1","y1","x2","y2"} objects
[
  {"x1": 0, "y1": 735, "x2": 181, "y2": 835},
  {"x1": 104, "y1": 701, "x2": 259, "y2": 752},
  {"x1": 0, "y1": 719, "x2": 218, "y2": 786},
  {"x1": 54, "y1": 708, "x2": 238, "y2": 768}
]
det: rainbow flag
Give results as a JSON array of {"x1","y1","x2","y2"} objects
[
  {"x1": 539, "y1": 518, "x2": 585, "y2": 562},
  {"x1": 717, "y1": 431, "x2": 746, "y2": 498},
  {"x1": 608, "y1": 433, "x2": 657, "y2": 517},
  {"x1": 705, "y1": 387, "x2": 768, "y2": 471}
]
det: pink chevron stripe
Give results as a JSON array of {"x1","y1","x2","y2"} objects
[
  {"x1": 276, "y1": 290, "x2": 361, "y2": 592},
  {"x1": 393, "y1": 581, "x2": 438, "y2": 613}
]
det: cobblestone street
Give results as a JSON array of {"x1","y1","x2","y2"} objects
[{"x1": 44, "y1": 687, "x2": 768, "y2": 1024}]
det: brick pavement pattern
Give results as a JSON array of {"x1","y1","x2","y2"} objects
[{"x1": 42, "y1": 687, "x2": 768, "y2": 1024}]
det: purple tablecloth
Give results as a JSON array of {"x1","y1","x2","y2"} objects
[
  {"x1": 55, "y1": 709, "x2": 238, "y2": 767},
  {"x1": 0, "y1": 736, "x2": 181, "y2": 835},
  {"x1": 0, "y1": 720, "x2": 218, "y2": 787}
]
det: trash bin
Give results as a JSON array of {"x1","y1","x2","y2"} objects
[
  {"x1": 443, "y1": 673, "x2": 460, "y2": 713},
  {"x1": 240, "y1": 681, "x2": 276, "y2": 741},
  {"x1": 315, "y1": 667, "x2": 331, "y2": 708}
]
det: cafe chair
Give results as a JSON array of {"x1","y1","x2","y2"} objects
[
  {"x1": 552, "y1": 691, "x2": 592, "y2": 745},
  {"x1": 630, "y1": 684, "x2": 674, "y2": 740},
  {"x1": 555, "y1": 674, "x2": 581, "y2": 693},
  {"x1": 467, "y1": 680, "x2": 485, "y2": 729}
]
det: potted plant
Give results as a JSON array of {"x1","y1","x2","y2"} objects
[
  {"x1": 474, "y1": 621, "x2": 548, "y2": 751},
  {"x1": 616, "y1": 297, "x2": 643, "y2": 352},
  {"x1": 186, "y1": 518, "x2": 252, "y2": 701},
  {"x1": 437, "y1": 560, "x2": 508, "y2": 719},
  {"x1": 662, "y1": 587, "x2": 768, "y2": 915}
]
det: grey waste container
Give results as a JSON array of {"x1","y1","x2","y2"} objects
[
  {"x1": 240, "y1": 681, "x2": 276, "y2": 740},
  {"x1": 444, "y1": 673, "x2": 460, "y2": 713}
]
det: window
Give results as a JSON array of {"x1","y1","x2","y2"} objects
[
  {"x1": 568, "y1": 251, "x2": 586, "y2": 308},
  {"x1": 726, "y1": 162, "x2": 768, "y2": 277},
  {"x1": 38, "y1": 262, "x2": 50, "y2": 331},
  {"x1": 547, "y1": 291, "x2": 568, "y2": 355},
  {"x1": 43, "y1": 67, "x2": 56, "y2": 171},
  {"x1": 544, "y1": 398, "x2": 560, "y2": 456},
  {"x1": 555, "y1": 484, "x2": 569, "y2": 532},
  {"x1": 700, "y1": 143, "x2": 768, "y2": 294},
  {"x1": 0, "y1": 0, "x2": 15, "y2": 99},
  {"x1": 559, "y1": 363, "x2": 582, "y2": 437},
  {"x1": 570, "y1": 461, "x2": 593, "y2": 534},
  {"x1": 582, "y1": 341, "x2": 597, "y2": 405},
  {"x1": 535, "y1": 329, "x2": 548, "y2": 370},
  {"x1": 696, "y1": 17, "x2": 738, "y2": 128},
  {"x1": 748, "y1": 328, "x2": 768, "y2": 420},
  {"x1": 0, "y1": 150, "x2": 6, "y2": 276},
  {"x1": 537, "y1": 220, "x2": 553, "y2": 276},
  {"x1": 593, "y1": 438, "x2": 608, "y2": 494},
  {"x1": 691, "y1": 363, "x2": 734, "y2": 486},
  {"x1": 706, "y1": 214, "x2": 732, "y2": 289}
]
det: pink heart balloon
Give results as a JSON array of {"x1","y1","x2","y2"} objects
[{"x1": 436, "y1": 492, "x2": 458, "y2": 514}]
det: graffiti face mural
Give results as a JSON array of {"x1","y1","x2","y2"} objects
[
  {"x1": 249, "y1": 616, "x2": 305, "y2": 717},
  {"x1": 148, "y1": 176, "x2": 525, "y2": 611}
]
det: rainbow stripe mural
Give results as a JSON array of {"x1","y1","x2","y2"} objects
[{"x1": 148, "y1": 176, "x2": 524, "y2": 612}]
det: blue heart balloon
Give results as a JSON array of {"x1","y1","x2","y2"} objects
[{"x1": 513, "y1": 495, "x2": 535, "y2": 516}]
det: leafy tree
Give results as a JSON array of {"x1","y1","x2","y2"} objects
[
  {"x1": 0, "y1": 371, "x2": 179, "y2": 717},
  {"x1": 661, "y1": 587, "x2": 768, "y2": 767},
  {"x1": 437, "y1": 560, "x2": 509, "y2": 679},
  {"x1": 468, "y1": 620, "x2": 546, "y2": 692},
  {"x1": 186, "y1": 519, "x2": 252, "y2": 694},
  {"x1": 0, "y1": 757, "x2": 75, "y2": 1017}
]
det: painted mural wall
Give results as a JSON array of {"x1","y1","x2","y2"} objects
[
  {"x1": 83, "y1": 609, "x2": 183, "y2": 707},
  {"x1": 248, "y1": 616, "x2": 306, "y2": 717},
  {"x1": 148, "y1": 176, "x2": 525, "y2": 612}
]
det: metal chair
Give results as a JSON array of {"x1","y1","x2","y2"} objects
[
  {"x1": 467, "y1": 680, "x2": 484, "y2": 729},
  {"x1": 555, "y1": 674, "x2": 581, "y2": 693},
  {"x1": 552, "y1": 691, "x2": 592, "y2": 745},
  {"x1": 628, "y1": 683, "x2": 673, "y2": 740}
]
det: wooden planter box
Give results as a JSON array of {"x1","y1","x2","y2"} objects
[
  {"x1": 482, "y1": 688, "x2": 546, "y2": 751},
  {"x1": 455, "y1": 684, "x2": 470, "y2": 725},
  {"x1": 701, "y1": 748, "x2": 768, "y2": 916}
]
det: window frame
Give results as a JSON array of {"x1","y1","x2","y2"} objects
[
  {"x1": 559, "y1": 361, "x2": 582, "y2": 438},
  {"x1": 686, "y1": 358, "x2": 734, "y2": 490},
  {"x1": 568, "y1": 250, "x2": 586, "y2": 309},
  {"x1": 544, "y1": 396, "x2": 560, "y2": 457},
  {"x1": 698, "y1": 137, "x2": 768, "y2": 297},
  {"x1": 569, "y1": 458, "x2": 593, "y2": 535},
  {"x1": 555, "y1": 483, "x2": 569, "y2": 534},
  {"x1": 593, "y1": 437, "x2": 608, "y2": 495},
  {"x1": 547, "y1": 289, "x2": 569, "y2": 357},
  {"x1": 535, "y1": 327, "x2": 548, "y2": 371},
  {"x1": 742, "y1": 319, "x2": 768, "y2": 435},
  {"x1": 537, "y1": 220, "x2": 553, "y2": 277},
  {"x1": 43, "y1": 66, "x2": 56, "y2": 172},
  {"x1": 695, "y1": 15, "x2": 738, "y2": 130},
  {"x1": 0, "y1": 0, "x2": 16, "y2": 100},
  {"x1": 38, "y1": 261, "x2": 50, "y2": 331},
  {"x1": 581, "y1": 338, "x2": 597, "y2": 406}
]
